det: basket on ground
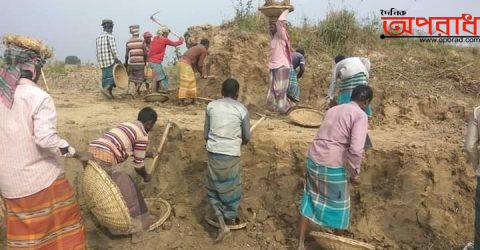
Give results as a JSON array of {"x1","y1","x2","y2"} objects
[
  {"x1": 310, "y1": 231, "x2": 375, "y2": 250},
  {"x1": 288, "y1": 108, "x2": 322, "y2": 127},
  {"x1": 113, "y1": 64, "x2": 129, "y2": 89},
  {"x1": 82, "y1": 161, "x2": 171, "y2": 232},
  {"x1": 144, "y1": 93, "x2": 170, "y2": 103}
]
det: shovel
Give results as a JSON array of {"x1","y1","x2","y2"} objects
[{"x1": 148, "y1": 122, "x2": 173, "y2": 174}]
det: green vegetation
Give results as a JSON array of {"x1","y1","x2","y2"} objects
[
  {"x1": 229, "y1": 0, "x2": 266, "y2": 32},
  {"x1": 44, "y1": 61, "x2": 67, "y2": 75}
]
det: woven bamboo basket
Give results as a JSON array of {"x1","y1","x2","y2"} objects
[
  {"x1": 259, "y1": 5, "x2": 291, "y2": 19},
  {"x1": 145, "y1": 198, "x2": 171, "y2": 231},
  {"x1": 83, "y1": 161, "x2": 172, "y2": 232},
  {"x1": 113, "y1": 64, "x2": 129, "y2": 89},
  {"x1": 82, "y1": 161, "x2": 133, "y2": 232},
  {"x1": 310, "y1": 232, "x2": 375, "y2": 250},
  {"x1": 288, "y1": 108, "x2": 322, "y2": 127},
  {"x1": 144, "y1": 93, "x2": 170, "y2": 103}
]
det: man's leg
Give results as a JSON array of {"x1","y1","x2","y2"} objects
[{"x1": 297, "y1": 216, "x2": 309, "y2": 250}]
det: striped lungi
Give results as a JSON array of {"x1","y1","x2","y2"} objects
[
  {"x1": 338, "y1": 72, "x2": 372, "y2": 116},
  {"x1": 205, "y1": 152, "x2": 242, "y2": 220},
  {"x1": 300, "y1": 158, "x2": 350, "y2": 229},
  {"x1": 101, "y1": 64, "x2": 115, "y2": 89},
  {"x1": 267, "y1": 66, "x2": 291, "y2": 114},
  {"x1": 287, "y1": 68, "x2": 300, "y2": 102},
  {"x1": 149, "y1": 62, "x2": 169, "y2": 90},
  {"x1": 177, "y1": 61, "x2": 197, "y2": 99},
  {"x1": 4, "y1": 176, "x2": 86, "y2": 250}
]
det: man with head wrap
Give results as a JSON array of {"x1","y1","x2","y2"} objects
[
  {"x1": 147, "y1": 26, "x2": 184, "y2": 92},
  {"x1": 125, "y1": 25, "x2": 148, "y2": 96},
  {"x1": 0, "y1": 34, "x2": 91, "y2": 249},
  {"x1": 96, "y1": 19, "x2": 121, "y2": 99}
]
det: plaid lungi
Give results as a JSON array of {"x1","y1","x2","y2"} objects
[
  {"x1": 300, "y1": 158, "x2": 350, "y2": 229},
  {"x1": 338, "y1": 72, "x2": 372, "y2": 116},
  {"x1": 101, "y1": 64, "x2": 115, "y2": 89},
  {"x1": 177, "y1": 61, "x2": 197, "y2": 99},
  {"x1": 267, "y1": 66, "x2": 291, "y2": 113},
  {"x1": 205, "y1": 152, "x2": 242, "y2": 220},
  {"x1": 149, "y1": 62, "x2": 169, "y2": 90},
  {"x1": 287, "y1": 68, "x2": 300, "y2": 102},
  {"x1": 4, "y1": 176, "x2": 86, "y2": 250}
]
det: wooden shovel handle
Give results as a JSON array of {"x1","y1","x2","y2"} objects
[
  {"x1": 250, "y1": 116, "x2": 266, "y2": 133},
  {"x1": 41, "y1": 69, "x2": 49, "y2": 92},
  {"x1": 148, "y1": 122, "x2": 172, "y2": 174}
]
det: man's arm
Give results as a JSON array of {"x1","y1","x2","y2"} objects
[
  {"x1": 346, "y1": 115, "x2": 368, "y2": 177},
  {"x1": 167, "y1": 37, "x2": 185, "y2": 47},
  {"x1": 197, "y1": 49, "x2": 207, "y2": 78},
  {"x1": 204, "y1": 110, "x2": 210, "y2": 141},
  {"x1": 33, "y1": 96, "x2": 69, "y2": 153},
  {"x1": 241, "y1": 111, "x2": 251, "y2": 145},
  {"x1": 125, "y1": 43, "x2": 130, "y2": 65},
  {"x1": 133, "y1": 139, "x2": 151, "y2": 181},
  {"x1": 327, "y1": 63, "x2": 339, "y2": 101},
  {"x1": 276, "y1": 10, "x2": 289, "y2": 41},
  {"x1": 109, "y1": 35, "x2": 120, "y2": 62},
  {"x1": 465, "y1": 111, "x2": 479, "y2": 170}
]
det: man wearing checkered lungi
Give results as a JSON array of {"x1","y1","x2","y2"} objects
[{"x1": 96, "y1": 19, "x2": 121, "y2": 99}]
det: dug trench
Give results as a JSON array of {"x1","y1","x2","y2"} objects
[{"x1": 34, "y1": 109, "x2": 474, "y2": 249}]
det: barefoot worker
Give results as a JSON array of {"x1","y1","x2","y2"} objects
[
  {"x1": 204, "y1": 78, "x2": 251, "y2": 242},
  {"x1": 88, "y1": 107, "x2": 158, "y2": 238},
  {"x1": 287, "y1": 48, "x2": 305, "y2": 102},
  {"x1": 125, "y1": 25, "x2": 148, "y2": 96},
  {"x1": 464, "y1": 106, "x2": 480, "y2": 248},
  {"x1": 0, "y1": 35, "x2": 91, "y2": 249},
  {"x1": 178, "y1": 38, "x2": 209, "y2": 105},
  {"x1": 266, "y1": 8, "x2": 295, "y2": 114},
  {"x1": 96, "y1": 19, "x2": 121, "y2": 99},
  {"x1": 298, "y1": 85, "x2": 373, "y2": 250},
  {"x1": 148, "y1": 26, "x2": 184, "y2": 92}
]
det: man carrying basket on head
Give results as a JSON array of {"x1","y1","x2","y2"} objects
[{"x1": 88, "y1": 107, "x2": 158, "y2": 241}]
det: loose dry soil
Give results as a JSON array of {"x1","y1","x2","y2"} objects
[{"x1": 2, "y1": 24, "x2": 480, "y2": 249}]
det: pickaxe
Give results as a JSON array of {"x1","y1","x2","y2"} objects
[{"x1": 150, "y1": 11, "x2": 181, "y2": 38}]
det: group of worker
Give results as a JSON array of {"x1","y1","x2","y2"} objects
[{"x1": 95, "y1": 19, "x2": 209, "y2": 106}]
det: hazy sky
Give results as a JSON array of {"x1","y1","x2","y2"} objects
[{"x1": 1, "y1": 0, "x2": 478, "y2": 63}]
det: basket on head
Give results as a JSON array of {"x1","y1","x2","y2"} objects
[
  {"x1": 310, "y1": 231, "x2": 375, "y2": 250},
  {"x1": 82, "y1": 161, "x2": 133, "y2": 232},
  {"x1": 113, "y1": 64, "x2": 129, "y2": 89},
  {"x1": 288, "y1": 108, "x2": 323, "y2": 127},
  {"x1": 2, "y1": 33, "x2": 53, "y2": 59},
  {"x1": 144, "y1": 93, "x2": 169, "y2": 103},
  {"x1": 259, "y1": 5, "x2": 292, "y2": 19}
]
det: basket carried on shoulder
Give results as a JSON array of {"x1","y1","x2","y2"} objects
[
  {"x1": 288, "y1": 108, "x2": 323, "y2": 127},
  {"x1": 82, "y1": 161, "x2": 133, "y2": 232},
  {"x1": 310, "y1": 231, "x2": 375, "y2": 250},
  {"x1": 82, "y1": 161, "x2": 172, "y2": 232}
]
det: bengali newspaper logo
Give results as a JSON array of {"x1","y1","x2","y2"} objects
[{"x1": 380, "y1": 8, "x2": 480, "y2": 43}]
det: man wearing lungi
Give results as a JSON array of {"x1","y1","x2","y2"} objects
[
  {"x1": 96, "y1": 19, "x2": 121, "y2": 99},
  {"x1": 327, "y1": 55, "x2": 371, "y2": 115},
  {"x1": 204, "y1": 78, "x2": 251, "y2": 242},
  {"x1": 125, "y1": 25, "x2": 147, "y2": 96},
  {"x1": 88, "y1": 107, "x2": 158, "y2": 241},
  {"x1": 464, "y1": 106, "x2": 480, "y2": 249},
  {"x1": 297, "y1": 85, "x2": 373, "y2": 250},
  {"x1": 148, "y1": 26, "x2": 184, "y2": 92},
  {"x1": 266, "y1": 7, "x2": 295, "y2": 113},
  {"x1": 287, "y1": 48, "x2": 306, "y2": 103},
  {"x1": 178, "y1": 39, "x2": 209, "y2": 105},
  {"x1": 0, "y1": 36, "x2": 91, "y2": 249}
]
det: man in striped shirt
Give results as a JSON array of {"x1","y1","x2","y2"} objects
[
  {"x1": 96, "y1": 19, "x2": 121, "y2": 99},
  {"x1": 88, "y1": 107, "x2": 158, "y2": 237}
]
